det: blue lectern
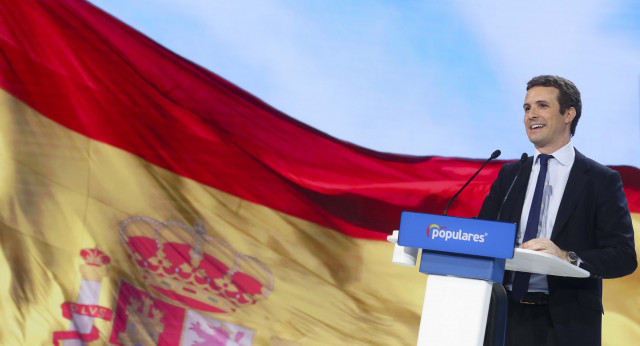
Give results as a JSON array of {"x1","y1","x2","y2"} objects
[
  {"x1": 391, "y1": 211, "x2": 516, "y2": 345},
  {"x1": 389, "y1": 211, "x2": 589, "y2": 345}
]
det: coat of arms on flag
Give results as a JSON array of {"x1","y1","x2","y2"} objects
[{"x1": 108, "y1": 217, "x2": 270, "y2": 344}]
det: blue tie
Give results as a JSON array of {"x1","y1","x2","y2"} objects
[{"x1": 511, "y1": 154, "x2": 552, "y2": 301}]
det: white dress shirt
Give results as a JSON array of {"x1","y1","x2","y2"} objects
[{"x1": 506, "y1": 141, "x2": 575, "y2": 293}]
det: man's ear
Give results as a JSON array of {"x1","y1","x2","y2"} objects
[{"x1": 564, "y1": 107, "x2": 576, "y2": 124}]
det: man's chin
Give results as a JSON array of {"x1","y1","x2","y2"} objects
[
  {"x1": 526, "y1": 134, "x2": 541, "y2": 145},
  {"x1": 528, "y1": 139, "x2": 550, "y2": 152}
]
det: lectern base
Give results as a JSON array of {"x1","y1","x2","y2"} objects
[{"x1": 418, "y1": 275, "x2": 492, "y2": 346}]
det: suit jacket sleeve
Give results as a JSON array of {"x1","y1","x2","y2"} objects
[{"x1": 575, "y1": 169, "x2": 637, "y2": 279}]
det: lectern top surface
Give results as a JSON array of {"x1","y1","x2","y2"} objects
[{"x1": 505, "y1": 248, "x2": 590, "y2": 278}]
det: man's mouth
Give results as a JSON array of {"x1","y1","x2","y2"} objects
[{"x1": 530, "y1": 124, "x2": 545, "y2": 130}]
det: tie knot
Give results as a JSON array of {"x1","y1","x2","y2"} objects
[{"x1": 538, "y1": 154, "x2": 553, "y2": 167}]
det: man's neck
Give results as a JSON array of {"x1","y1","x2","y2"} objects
[{"x1": 535, "y1": 138, "x2": 571, "y2": 154}]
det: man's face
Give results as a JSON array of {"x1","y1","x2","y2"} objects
[{"x1": 523, "y1": 86, "x2": 575, "y2": 153}]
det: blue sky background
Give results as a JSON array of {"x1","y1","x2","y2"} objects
[{"x1": 88, "y1": 0, "x2": 640, "y2": 167}]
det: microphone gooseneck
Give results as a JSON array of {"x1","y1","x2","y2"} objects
[
  {"x1": 444, "y1": 149, "x2": 501, "y2": 216},
  {"x1": 496, "y1": 153, "x2": 529, "y2": 221}
]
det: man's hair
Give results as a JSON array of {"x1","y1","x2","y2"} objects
[{"x1": 526, "y1": 75, "x2": 582, "y2": 136}]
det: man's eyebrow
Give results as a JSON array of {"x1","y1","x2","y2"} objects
[{"x1": 523, "y1": 100, "x2": 548, "y2": 107}]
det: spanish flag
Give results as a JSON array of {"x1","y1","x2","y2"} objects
[{"x1": 0, "y1": 1, "x2": 638, "y2": 345}]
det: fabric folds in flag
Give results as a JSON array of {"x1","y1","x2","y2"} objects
[{"x1": 0, "y1": 1, "x2": 638, "y2": 345}]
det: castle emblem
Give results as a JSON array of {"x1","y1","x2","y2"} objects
[{"x1": 117, "y1": 295, "x2": 165, "y2": 345}]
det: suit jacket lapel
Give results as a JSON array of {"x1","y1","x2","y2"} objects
[{"x1": 551, "y1": 149, "x2": 590, "y2": 241}]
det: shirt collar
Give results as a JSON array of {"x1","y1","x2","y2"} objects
[{"x1": 533, "y1": 141, "x2": 575, "y2": 167}]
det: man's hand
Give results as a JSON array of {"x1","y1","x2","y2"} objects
[{"x1": 520, "y1": 238, "x2": 569, "y2": 262}]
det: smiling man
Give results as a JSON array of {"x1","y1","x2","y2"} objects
[{"x1": 478, "y1": 75, "x2": 637, "y2": 346}]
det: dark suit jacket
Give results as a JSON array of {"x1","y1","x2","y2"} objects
[{"x1": 478, "y1": 148, "x2": 637, "y2": 345}]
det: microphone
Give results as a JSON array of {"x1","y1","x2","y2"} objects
[
  {"x1": 496, "y1": 153, "x2": 528, "y2": 221},
  {"x1": 444, "y1": 149, "x2": 501, "y2": 216}
]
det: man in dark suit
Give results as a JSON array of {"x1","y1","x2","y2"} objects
[{"x1": 479, "y1": 75, "x2": 636, "y2": 345}]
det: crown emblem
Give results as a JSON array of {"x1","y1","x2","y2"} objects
[
  {"x1": 81, "y1": 248, "x2": 111, "y2": 266},
  {"x1": 119, "y1": 217, "x2": 273, "y2": 313},
  {"x1": 79, "y1": 248, "x2": 111, "y2": 282}
]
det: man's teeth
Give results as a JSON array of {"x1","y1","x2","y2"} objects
[{"x1": 532, "y1": 124, "x2": 544, "y2": 129}]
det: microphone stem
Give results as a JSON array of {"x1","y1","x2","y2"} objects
[{"x1": 443, "y1": 158, "x2": 493, "y2": 216}]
